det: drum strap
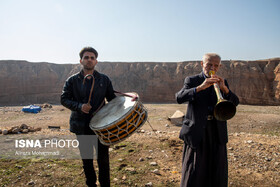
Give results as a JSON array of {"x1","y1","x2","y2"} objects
[{"x1": 90, "y1": 100, "x2": 105, "y2": 118}]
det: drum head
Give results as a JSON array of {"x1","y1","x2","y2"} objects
[{"x1": 90, "y1": 94, "x2": 137, "y2": 130}]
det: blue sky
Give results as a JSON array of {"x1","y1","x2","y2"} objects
[{"x1": 0, "y1": 0, "x2": 279, "y2": 63}]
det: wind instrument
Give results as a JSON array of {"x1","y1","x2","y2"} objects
[{"x1": 209, "y1": 71, "x2": 236, "y2": 121}]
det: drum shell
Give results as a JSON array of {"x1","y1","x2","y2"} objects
[{"x1": 89, "y1": 94, "x2": 147, "y2": 146}]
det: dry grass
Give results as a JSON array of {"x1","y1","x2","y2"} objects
[{"x1": 0, "y1": 104, "x2": 279, "y2": 186}]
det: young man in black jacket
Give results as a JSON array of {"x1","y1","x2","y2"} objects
[
  {"x1": 176, "y1": 53, "x2": 239, "y2": 187},
  {"x1": 61, "y1": 47, "x2": 116, "y2": 187}
]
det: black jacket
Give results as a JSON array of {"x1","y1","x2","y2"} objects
[
  {"x1": 176, "y1": 72, "x2": 239, "y2": 148},
  {"x1": 61, "y1": 70, "x2": 116, "y2": 135}
]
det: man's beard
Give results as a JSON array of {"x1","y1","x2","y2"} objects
[{"x1": 84, "y1": 65, "x2": 94, "y2": 71}]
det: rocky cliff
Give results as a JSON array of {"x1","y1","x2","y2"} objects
[{"x1": 0, "y1": 59, "x2": 279, "y2": 106}]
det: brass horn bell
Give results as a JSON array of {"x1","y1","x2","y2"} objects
[{"x1": 209, "y1": 71, "x2": 236, "y2": 121}]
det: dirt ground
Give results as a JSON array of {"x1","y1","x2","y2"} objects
[{"x1": 0, "y1": 103, "x2": 279, "y2": 187}]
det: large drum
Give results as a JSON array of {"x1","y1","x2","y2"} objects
[{"x1": 89, "y1": 93, "x2": 147, "y2": 146}]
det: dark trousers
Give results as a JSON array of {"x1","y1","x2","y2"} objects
[
  {"x1": 180, "y1": 120, "x2": 228, "y2": 187},
  {"x1": 77, "y1": 135, "x2": 110, "y2": 187}
]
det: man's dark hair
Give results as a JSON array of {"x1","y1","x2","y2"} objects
[{"x1": 79, "y1": 47, "x2": 98, "y2": 59}]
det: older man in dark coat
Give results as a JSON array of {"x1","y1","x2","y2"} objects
[{"x1": 176, "y1": 53, "x2": 239, "y2": 187}]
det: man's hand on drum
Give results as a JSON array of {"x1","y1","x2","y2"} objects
[{"x1": 81, "y1": 103, "x2": 92, "y2": 114}]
